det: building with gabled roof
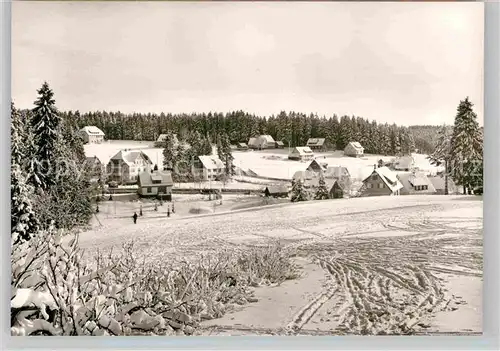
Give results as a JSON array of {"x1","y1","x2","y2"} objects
[
  {"x1": 304, "y1": 177, "x2": 345, "y2": 199},
  {"x1": 264, "y1": 185, "x2": 289, "y2": 198},
  {"x1": 137, "y1": 170, "x2": 174, "y2": 200},
  {"x1": 237, "y1": 142, "x2": 249, "y2": 150},
  {"x1": 106, "y1": 150, "x2": 153, "y2": 184},
  {"x1": 361, "y1": 165, "x2": 403, "y2": 197},
  {"x1": 344, "y1": 142, "x2": 364, "y2": 158},
  {"x1": 248, "y1": 137, "x2": 258, "y2": 149},
  {"x1": 393, "y1": 155, "x2": 416, "y2": 171},
  {"x1": 79, "y1": 126, "x2": 105, "y2": 144},
  {"x1": 428, "y1": 175, "x2": 459, "y2": 195},
  {"x1": 192, "y1": 155, "x2": 225, "y2": 181},
  {"x1": 397, "y1": 171, "x2": 437, "y2": 195},
  {"x1": 306, "y1": 138, "x2": 326, "y2": 151},
  {"x1": 288, "y1": 146, "x2": 314, "y2": 161}
]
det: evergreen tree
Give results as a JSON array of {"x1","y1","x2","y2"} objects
[
  {"x1": 314, "y1": 174, "x2": 330, "y2": 200},
  {"x1": 11, "y1": 164, "x2": 40, "y2": 244},
  {"x1": 162, "y1": 132, "x2": 178, "y2": 171},
  {"x1": 448, "y1": 98, "x2": 483, "y2": 194},
  {"x1": 30, "y1": 82, "x2": 61, "y2": 190},
  {"x1": 217, "y1": 133, "x2": 235, "y2": 176},
  {"x1": 428, "y1": 124, "x2": 452, "y2": 194},
  {"x1": 201, "y1": 135, "x2": 213, "y2": 156},
  {"x1": 11, "y1": 103, "x2": 26, "y2": 167},
  {"x1": 291, "y1": 179, "x2": 309, "y2": 202},
  {"x1": 11, "y1": 102, "x2": 39, "y2": 243}
]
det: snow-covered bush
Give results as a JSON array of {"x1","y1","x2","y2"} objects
[{"x1": 11, "y1": 228, "x2": 299, "y2": 336}]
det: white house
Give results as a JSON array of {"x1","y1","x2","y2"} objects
[
  {"x1": 344, "y1": 142, "x2": 364, "y2": 157},
  {"x1": 248, "y1": 135, "x2": 276, "y2": 150},
  {"x1": 192, "y1": 155, "x2": 225, "y2": 181},
  {"x1": 79, "y1": 126, "x2": 105, "y2": 144},
  {"x1": 106, "y1": 150, "x2": 153, "y2": 184},
  {"x1": 288, "y1": 146, "x2": 314, "y2": 161}
]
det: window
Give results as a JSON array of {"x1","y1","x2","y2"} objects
[
  {"x1": 367, "y1": 183, "x2": 373, "y2": 189},
  {"x1": 378, "y1": 183, "x2": 384, "y2": 189},
  {"x1": 371, "y1": 174, "x2": 378, "y2": 181},
  {"x1": 147, "y1": 187, "x2": 152, "y2": 193}
]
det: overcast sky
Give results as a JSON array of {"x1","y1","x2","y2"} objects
[{"x1": 12, "y1": 2, "x2": 484, "y2": 126}]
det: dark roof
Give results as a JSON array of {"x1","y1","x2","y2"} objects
[
  {"x1": 85, "y1": 156, "x2": 101, "y2": 164},
  {"x1": 138, "y1": 170, "x2": 173, "y2": 187},
  {"x1": 306, "y1": 138, "x2": 326, "y2": 146}
]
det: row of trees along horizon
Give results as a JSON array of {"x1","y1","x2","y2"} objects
[{"x1": 12, "y1": 82, "x2": 483, "y2": 245}]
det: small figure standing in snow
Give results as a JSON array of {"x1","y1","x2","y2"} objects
[
  {"x1": 109, "y1": 194, "x2": 113, "y2": 201},
  {"x1": 96, "y1": 204, "x2": 99, "y2": 213},
  {"x1": 133, "y1": 212, "x2": 138, "y2": 224},
  {"x1": 167, "y1": 207, "x2": 170, "y2": 217},
  {"x1": 154, "y1": 202, "x2": 158, "y2": 211},
  {"x1": 139, "y1": 204, "x2": 143, "y2": 216},
  {"x1": 172, "y1": 202, "x2": 175, "y2": 213}
]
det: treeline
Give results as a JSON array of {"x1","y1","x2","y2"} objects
[{"x1": 41, "y1": 110, "x2": 418, "y2": 156}]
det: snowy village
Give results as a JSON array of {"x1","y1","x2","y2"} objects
[{"x1": 11, "y1": 1, "x2": 484, "y2": 338}]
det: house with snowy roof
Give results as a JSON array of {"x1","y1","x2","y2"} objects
[
  {"x1": 393, "y1": 155, "x2": 416, "y2": 171},
  {"x1": 306, "y1": 138, "x2": 327, "y2": 151},
  {"x1": 288, "y1": 146, "x2": 314, "y2": 161},
  {"x1": 192, "y1": 155, "x2": 225, "y2": 181},
  {"x1": 137, "y1": 170, "x2": 174, "y2": 200},
  {"x1": 397, "y1": 171, "x2": 436, "y2": 195},
  {"x1": 255, "y1": 135, "x2": 276, "y2": 149},
  {"x1": 106, "y1": 150, "x2": 153, "y2": 185},
  {"x1": 79, "y1": 126, "x2": 105, "y2": 144},
  {"x1": 304, "y1": 177, "x2": 345, "y2": 199},
  {"x1": 428, "y1": 175, "x2": 459, "y2": 195},
  {"x1": 344, "y1": 142, "x2": 364, "y2": 158},
  {"x1": 361, "y1": 165, "x2": 403, "y2": 197}
]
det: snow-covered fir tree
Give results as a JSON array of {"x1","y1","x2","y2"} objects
[
  {"x1": 291, "y1": 179, "x2": 309, "y2": 203},
  {"x1": 428, "y1": 124, "x2": 452, "y2": 195},
  {"x1": 29, "y1": 82, "x2": 61, "y2": 190},
  {"x1": 162, "y1": 132, "x2": 178, "y2": 171},
  {"x1": 314, "y1": 174, "x2": 330, "y2": 200},
  {"x1": 217, "y1": 133, "x2": 235, "y2": 176},
  {"x1": 448, "y1": 97, "x2": 483, "y2": 194},
  {"x1": 11, "y1": 103, "x2": 39, "y2": 243}
]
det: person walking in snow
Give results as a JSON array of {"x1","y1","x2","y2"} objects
[{"x1": 133, "y1": 212, "x2": 138, "y2": 224}]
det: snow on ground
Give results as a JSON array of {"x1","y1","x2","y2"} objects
[{"x1": 77, "y1": 195, "x2": 482, "y2": 335}]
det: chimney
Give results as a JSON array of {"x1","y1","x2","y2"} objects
[{"x1": 374, "y1": 164, "x2": 377, "y2": 170}]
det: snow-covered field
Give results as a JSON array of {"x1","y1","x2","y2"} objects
[{"x1": 77, "y1": 195, "x2": 482, "y2": 335}]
